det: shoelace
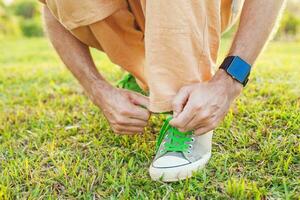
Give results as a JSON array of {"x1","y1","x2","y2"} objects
[{"x1": 156, "y1": 116, "x2": 193, "y2": 153}]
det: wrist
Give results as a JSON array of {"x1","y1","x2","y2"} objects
[
  {"x1": 87, "y1": 79, "x2": 114, "y2": 104},
  {"x1": 211, "y1": 69, "x2": 243, "y2": 96}
]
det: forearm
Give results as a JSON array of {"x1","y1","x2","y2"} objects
[
  {"x1": 214, "y1": 0, "x2": 286, "y2": 93},
  {"x1": 171, "y1": 1, "x2": 286, "y2": 133},
  {"x1": 229, "y1": 0, "x2": 286, "y2": 64},
  {"x1": 42, "y1": 6, "x2": 112, "y2": 99}
]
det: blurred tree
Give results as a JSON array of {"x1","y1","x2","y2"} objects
[
  {"x1": 0, "y1": 0, "x2": 21, "y2": 38},
  {"x1": 223, "y1": 0, "x2": 300, "y2": 40},
  {"x1": 280, "y1": 12, "x2": 300, "y2": 35},
  {"x1": 1, "y1": 0, "x2": 300, "y2": 39},
  {"x1": 12, "y1": 0, "x2": 38, "y2": 19},
  {"x1": 20, "y1": 17, "x2": 43, "y2": 37},
  {"x1": 0, "y1": 0, "x2": 44, "y2": 37},
  {"x1": 275, "y1": 0, "x2": 300, "y2": 40}
]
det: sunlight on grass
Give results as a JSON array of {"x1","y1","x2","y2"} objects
[{"x1": 0, "y1": 38, "x2": 299, "y2": 199}]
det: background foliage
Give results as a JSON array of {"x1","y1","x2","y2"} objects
[
  {"x1": 0, "y1": 0, "x2": 42, "y2": 38},
  {"x1": 0, "y1": 0, "x2": 300, "y2": 39},
  {"x1": 0, "y1": 0, "x2": 299, "y2": 40}
]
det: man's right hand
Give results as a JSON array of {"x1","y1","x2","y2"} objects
[
  {"x1": 90, "y1": 83, "x2": 150, "y2": 135},
  {"x1": 43, "y1": 6, "x2": 150, "y2": 134}
]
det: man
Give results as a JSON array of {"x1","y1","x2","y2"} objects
[{"x1": 40, "y1": 0, "x2": 285, "y2": 182}]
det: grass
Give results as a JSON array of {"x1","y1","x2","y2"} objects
[{"x1": 0, "y1": 37, "x2": 299, "y2": 199}]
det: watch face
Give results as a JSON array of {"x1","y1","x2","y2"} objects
[{"x1": 227, "y1": 56, "x2": 251, "y2": 83}]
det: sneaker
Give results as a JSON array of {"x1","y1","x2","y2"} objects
[
  {"x1": 117, "y1": 73, "x2": 148, "y2": 96},
  {"x1": 149, "y1": 116, "x2": 213, "y2": 182}
]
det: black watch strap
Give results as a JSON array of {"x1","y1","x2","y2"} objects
[{"x1": 219, "y1": 56, "x2": 251, "y2": 86}]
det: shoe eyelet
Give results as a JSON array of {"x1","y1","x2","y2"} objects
[
  {"x1": 191, "y1": 137, "x2": 195, "y2": 142},
  {"x1": 189, "y1": 144, "x2": 193, "y2": 149},
  {"x1": 187, "y1": 150, "x2": 191, "y2": 154}
]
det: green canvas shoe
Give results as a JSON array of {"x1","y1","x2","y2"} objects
[
  {"x1": 149, "y1": 116, "x2": 213, "y2": 182},
  {"x1": 117, "y1": 73, "x2": 148, "y2": 96}
]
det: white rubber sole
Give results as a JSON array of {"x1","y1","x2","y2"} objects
[{"x1": 149, "y1": 153, "x2": 211, "y2": 182}]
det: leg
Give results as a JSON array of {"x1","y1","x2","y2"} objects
[
  {"x1": 43, "y1": 6, "x2": 150, "y2": 134},
  {"x1": 144, "y1": 0, "x2": 242, "y2": 112},
  {"x1": 146, "y1": 0, "x2": 242, "y2": 182},
  {"x1": 69, "y1": 1, "x2": 147, "y2": 90}
]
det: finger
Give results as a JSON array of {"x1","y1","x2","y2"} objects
[
  {"x1": 172, "y1": 87, "x2": 191, "y2": 117},
  {"x1": 194, "y1": 115, "x2": 219, "y2": 135},
  {"x1": 117, "y1": 117, "x2": 148, "y2": 127},
  {"x1": 169, "y1": 102, "x2": 195, "y2": 129},
  {"x1": 194, "y1": 125, "x2": 215, "y2": 136},
  {"x1": 127, "y1": 105, "x2": 150, "y2": 121},
  {"x1": 128, "y1": 92, "x2": 150, "y2": 109},
  {"x1": 113, "y1": 125, "x2": 145, "y2": 135},
  {"x1": 183, "y1": 113, "x2": 213, "y2": 132},
  {"x1": 183, "y1": 108, "x2": 218, "y2": 131}
]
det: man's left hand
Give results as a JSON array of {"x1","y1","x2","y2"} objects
[{"x1": 169, "y1": 69, "x2": 243, "y2": 135}]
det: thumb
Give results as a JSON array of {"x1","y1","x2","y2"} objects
[
  {"x1": 128, "y1": 92, "x2": 150, "y2": 109},
  {"x1": 172, "y1": 87, "x2": 191, "y2": 118}
]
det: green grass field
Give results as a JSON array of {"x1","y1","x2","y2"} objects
[{"x1": 0, "y1": 37, "x2": 299, "y2": 199}]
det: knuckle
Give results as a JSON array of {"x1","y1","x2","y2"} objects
[
  {"x1": 115, "y1": 129, "x2": 125, "y2": 134},
  {"x1": 112, "y1": 124, "x2": 120, "y2": 130},
  {"x1": 198, "y1": 111, "x2": 209, "y2": 119},
  {"x1": 112, "y1": 126, "x2": 120, "y2": 133},
  {"x1": 201, "y1": 113, "x2": 210, "y2": 120},
  {"x1": 114, "y1": 124, "x2": 123, "y2": 131},
  {"x1": 195, "y1": 129, "x2": 203, "y2": 135},
  {"x1": 115, "y1": 117, "x2": 125, "y2": 125},
  {"x1": 136, "y1": 128, "x2": 144, "y2": 133},
  {"x1": 176, "y1": 123, "x2": 184, "y2": 129},
  {"x1": 179, "y1": 128, "x2": 187, "y2": 132},
  {"x1": 212, "y1": 121, "x2": 219, "y2": 128},
  {"x1": 110, "y1": 120, "x2": 116, "y2": 125},
  {"x1": 207, "y1": 120, "x2": 217, "y2": 129},
  {"x1": 140, "y1": 121, "x2": 148, "y2": 127},
  {"x1": 119, "y1": 109, "x2": 130, "y2": 116}
]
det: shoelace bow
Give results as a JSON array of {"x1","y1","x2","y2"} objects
[{"x1": 156, "y1": 117, "x2": 193, "y2": 153}]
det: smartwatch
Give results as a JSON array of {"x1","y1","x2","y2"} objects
[{"x1": 219, "y1": 56, "x2": 251, "y2": 86}]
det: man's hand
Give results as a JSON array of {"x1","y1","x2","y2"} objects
[
  {"x1": 90, "y1": 83, "x2": 150, "y2": 135},
  {"x1": 169, "y1": 70, "x2": 243, "y2": 135},
  {"x1": 43, "y1": 7, "x2": 150, "y2": 135}
]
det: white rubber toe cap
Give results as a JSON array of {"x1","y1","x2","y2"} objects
[{"x1": 149, "y1": 153, "x2": 211, "y2": 182}]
